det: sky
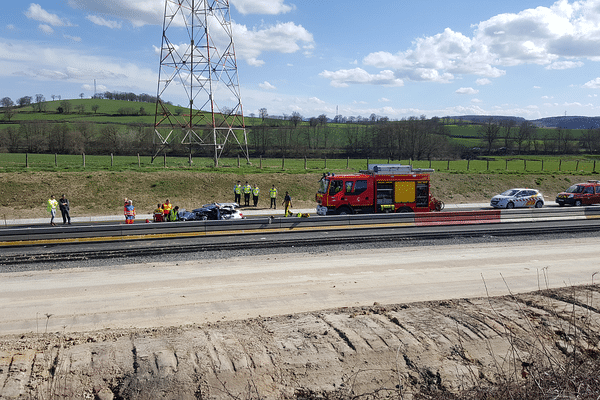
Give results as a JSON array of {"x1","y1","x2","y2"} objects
[{"x1": 2, "y1": 0, "x2": 600, "y2": 120}]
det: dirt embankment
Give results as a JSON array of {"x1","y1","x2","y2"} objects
[
  {"x1": 0, "y1": 171, "x2": 596, "y2": 219},
  {"x1": 1, "y1": 286, "x2": 599, "y2": 399}
]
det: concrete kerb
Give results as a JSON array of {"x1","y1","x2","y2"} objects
[{"x1": 1, "y1": 203, "x2": 490, "y2": 227}]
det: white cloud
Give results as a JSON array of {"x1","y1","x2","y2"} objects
[
  {"x1": 583, "y1": 77, "x2": 600, "y2": 88},
  {"x1": 471, "y1": 98, "x2": 483, "y2": 103},
  {"x1": 26, "y1": 4, "x2": 73, "y2": 27},
  {"x1": 456, "y1": 87, "x2": 479, "y2": 95},
  {"x1": 234, "y1": 22, "x2": 314, "y2": 66},
  {"x1": 0, "y1": 38, "x2": 156, "y2": 91},
  {"x1": 86, "y1": 15, "x2": 122, "y2": 29},
  {"x1": 476, "y1": 78, "x2": 491, "y2": 85},
  {"x1": 545, "y1": 60, "x2": 583, "y2": 69},
  {"x1": 67, "y1": 0, "x2": 163, "y2": 27},
  {"x1": 379, "y1": 97, "x2": 391, "y2": 102},
  {"x1": 64, "y1": 34, "x2": 82, "y2": 42},
  {"x1": 325, "y1": 0, "x2": 600, "y2": 88},
  {"x1": 320, "y1": 68, "x2": 404, "y2": 87},
  {"x1": 542, "y1": 95, "x2": 554, "y2": 99},
  {"x1": 232, "y1": 0, "x2": 295, "y2": 15},
  {"x1": 259, "y1": 81, "x2": 276, "y2": 90},
  {"x1": 39, "y1": 24, "x2": 54, "y2": 35}
]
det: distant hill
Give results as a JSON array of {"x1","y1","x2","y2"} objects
[
  {"x1": 531, "y1": 116, "x2": 600, "y2": 129},
  {"x1": 450, "y1": 114, "x2": 600, "y2": 129}
]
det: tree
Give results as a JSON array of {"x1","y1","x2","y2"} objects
[
  {"x1": 33, "y1": 94, "x2": 46, "y2": 112},
  {"x1": 59, "y1": 100, "x2": 72, "y2": 114},
  {"x1": 290, "y1": 111, "x2": 302, "y2": 128},
  {"x1": 259, "y1": 108, "x2": 268, "y2": 122},
  {"x1": 91, "y1": 104, "x2": 100, "y2": 114},
  {"x1": 17, "y1": 96, "x2": 32, "y2": 107},
  {"x1": 80, "y1": 93, "x2": 85, "y2": 99},
  {"x1": 514, "y1": 121, "x2": 535, "y2": 154},
  {"x1": 1, "y1": 97, "x2": 14, "y2": 108},
  {"x1": 478, "y1": 118, "x2": 500, "y2": 155},
  {"x1": 1, "y1": 97, "x2": 15, "y2": 121}
]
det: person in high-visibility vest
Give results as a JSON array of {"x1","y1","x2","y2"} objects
[
  {"x1": 153, "y1": 203, "x2": 164, "y2": 222},
  {"x1": 234, "y1": 181, "x2": 242, "y2": 204},
  {"x1": 162, "y1": 199, "x2": 172, "y2": 220},
  {"x1": 46, "y1": 195, "x2": 58, "y2": 226},
  {"x1": 243, "y1": 181, "x2": 252, "y2": 206},
  {"x1": 282, "y1": 191, "x2": 292, "y2": 217},
  {"x1": 252, "y1": 184, "x2": 260, "y2": 207},
  {"x1": 269, "y1": 185, "x2": 277, "y2": 209},
  {"x1": 124, "y1": 200, "x2": 136, "y2": 224}
]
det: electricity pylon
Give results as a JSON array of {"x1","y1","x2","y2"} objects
[{"x1": 153, "y1": 0, "x2": 249, "y2": 166}]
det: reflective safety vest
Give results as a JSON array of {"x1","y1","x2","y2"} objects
[
  {"x1": 162, "y1": 203, "x2": 172, "y2": 213},
  {"x1": 243, "y1": 185, "x2": 252, "y2": 194},
  {"x1": 46, "y1": 199, "x2": 58, "y2": 212},
  {"x1": 125, "y1": 205, "x2": 135, "y2": 216},
  {"x1": 234, "y1": 184, "x2": 242, "y2": 194},
  {"x1": 252, "y1": 187, "x2": 260, "y2": 196},
  {"x1": 269, "y1": 188, "x2": 277, "y2": 198}
]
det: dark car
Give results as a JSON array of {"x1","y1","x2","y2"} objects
[
  {"x1": 179, "y1": 203, "x2": 244, "y2": 221},
  {"x1": 556, "y1": 180, "x2": 600, "y2": 206}
]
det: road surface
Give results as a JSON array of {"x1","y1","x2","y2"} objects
[{"x1": 1, "y1": 236, "x2": 598, "y2": 336}]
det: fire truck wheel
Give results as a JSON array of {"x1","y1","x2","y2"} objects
[
  {"x1": 575, "y1": 200, "x2": 582, "y2": 207},
  {"x1": 337, "y1": 206, "x2": 352, "y2": 215},
  {"x1": 397, "y1": 207, "x2": 413, "y2": 213}
]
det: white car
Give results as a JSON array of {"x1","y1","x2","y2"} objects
[{"x1": 490, "y1": 188, "x2": 544, "y2": 209}]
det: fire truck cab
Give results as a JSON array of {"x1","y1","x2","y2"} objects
[{"x1": 316, "y1": 164, "x2": 443, "y2": 215}]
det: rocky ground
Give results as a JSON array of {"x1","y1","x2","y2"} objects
[{"x1": 1, "y1": 285, "x2": 599, "y2": 399}]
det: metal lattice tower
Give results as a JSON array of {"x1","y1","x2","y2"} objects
[{"x1": 153, "y1": 0, "x2": 249, "y2": 166}]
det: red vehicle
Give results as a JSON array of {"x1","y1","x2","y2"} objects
[
  {"x1": 555, "y1": 180, "x2": 600, "y2": 206},
  {"x1": 316, "y1": 164, "x2": 443, "y2": 215}
]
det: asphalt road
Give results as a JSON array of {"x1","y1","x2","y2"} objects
[{"x1": 1, "y1": 234, "x2": 598, "y2": 336}]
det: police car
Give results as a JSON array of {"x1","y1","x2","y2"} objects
[{"x1": 490, "y1": 188, "x2": 544, "y2": 209}]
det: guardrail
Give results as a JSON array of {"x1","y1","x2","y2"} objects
[{"x1": 1, "y1": 206, "x2": 599, "y2": 246}]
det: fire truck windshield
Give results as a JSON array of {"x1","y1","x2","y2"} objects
[{"x1": 318, "y1": 178, "x2": 330, "y2": 194}]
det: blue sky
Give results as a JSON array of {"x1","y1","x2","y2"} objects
[{"x1": 2, "y1": 0, "x2": 600, "y2": 120}]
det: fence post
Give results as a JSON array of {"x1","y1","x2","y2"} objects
[
  {"x1": 559, "y1": 159, "x2": 562, "y2": 171},
  {"x1": 467, "y1": 159, "x2": 470, "y2": 171},
  {"x1": 486, "y1": 159, "x2": 489, "y2": 171},
  {"x1": 237, "y1": 155, "x2": 240, "y2": 168},
  {"x1": 324, "y1": 157, "x2": 327, "y2": 169},
  {"x1": 163, "y1": 153, "x2": 166, "y2": 168},
  {"x1": 367, "y1": 158, "x2": 369, "y2": 169},
  {"x1": 259, "y1": 155, "x2": 262, "y2": 169},
  {"x1": 429, "y1": 159, "x2": 432, "y2": 168},
  {"x1": 189, "y1": 153, "x2": 192, "y2": 166},
  {"x1": 524, "y1": 159, "x2": 526, "y2": 171},
  {"x1": 594, "y1": 160, "x2": 597, "y2": 173},
  {"x1": 111, "y1": 153, "x2": 114, "y2": 167},
  {"x1": 55, "y1": 153, "x2": 57, "y2": 167},
  {"x1": 387, "y1": 157, "x2": 390, "y2": 164},
  {"x1": 447, "y1": 160, "x2": 450, "y2": 170},
  {"x1": 138, "y1": 154, "x2": 141, "y2": 168},
  {"x1": 541, "y1": 159, "x2": 544, "y2": 171},
  {"x1": 282, "y1": 156, "x2": 285, "y2": 170},
  {"x1": 82, "y1": 153, "x2": 85, "y2": 168},
  {"x1": 505, "y1": 159, "x2": 508, "y2": 170},
  {"x1": 304, "y1": 156, "x2": 307, "y2": 170},
  {"x1": 26, "y1": 153, "x2": 29, "y2": 168},
  {"x1": 347, "y1": 157, "x2": 349, "y2": 169},
  {"x1": 576, "y1": 160, "x2": 580, "y2": 171}
]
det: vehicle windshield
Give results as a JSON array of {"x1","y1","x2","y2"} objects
[
  {"x1": 500, "y1": 189, "x2": 519, "y2": 197},
  {"x1": 318, "y1": 178, "x2": 329, "y2": 194},
  {"x1": 565, "y1": 185, "x2": 585, "y2": 193}
]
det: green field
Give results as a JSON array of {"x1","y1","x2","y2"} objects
[{"x1": 1, "y1": 153, "x2": 598, "y2": 175}]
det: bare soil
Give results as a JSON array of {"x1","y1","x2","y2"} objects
[
  {"x1": 1, "y1": 286, "x2": 599, "y2": 399},
  {"x1": 0, "y1": 171, "x2": 595, "y2": 219}
]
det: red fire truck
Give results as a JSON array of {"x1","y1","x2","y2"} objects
[{"x1": 316, "y1": 164, "x2": 443, "y2": 215}]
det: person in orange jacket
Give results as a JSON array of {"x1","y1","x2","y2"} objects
[
  {"x1": 162, "y1": 199, "x2": 172, "y2": 220},
  {"x1": 124, "y1": 200, "x2": 135, "y2": 224}
]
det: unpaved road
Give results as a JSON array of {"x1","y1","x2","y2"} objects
[
  {"x1": 1, "y1": 238, "x2": 598, "y2": 335},
  {"x1": 1, "y1": 237, "x2": 600, "y2": 399}
]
